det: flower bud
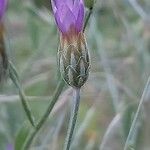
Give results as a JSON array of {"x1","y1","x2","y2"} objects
[
  {"x1": 51, "y1": 0, "x2": 90, "y2": 88},
  {"x1": 59, "y1": 32, "x2": 90, "y2": 88}
]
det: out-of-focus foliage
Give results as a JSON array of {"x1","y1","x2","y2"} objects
[{"x1": 0, "y1": 0, "x2": 150, "y2": 149}]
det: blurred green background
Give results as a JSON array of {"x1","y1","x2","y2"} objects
[{"x1": 0, "y1": 0, "x2": 150, "y2": 149}]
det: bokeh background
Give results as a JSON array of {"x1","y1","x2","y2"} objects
[{"x1": 0, "y1": 0, "x2": 150, "y2": 149}]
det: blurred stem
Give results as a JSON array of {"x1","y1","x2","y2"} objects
[
  {"x1": 128, "y1": 0, "x2": 147, "y2": 20},
  {"x1": 63, "y1": 88, "x2": 81, "y2": 150},
  {"x1": 124, "y1": 76, "x2": 150, "y2": 150},
  {"x1": 24, "y1": 79, "x2": 65, "y2": 149},
  {"x1": 9, "y1": 61, "x2": 35, "y2": 127},
  {"x1": 83, "y1": 6, "x2": 94, "y2": 32}
]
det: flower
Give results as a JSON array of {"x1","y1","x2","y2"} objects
[
  {"x1": 0, "y1": 0, "x2": 7, "y2": 22},
  {"x1": 51, "y1": 0, "x2": 85, "y2": 34},
  {"x1": 51, "y1": 0, "x2": 90, "y2": 88}
]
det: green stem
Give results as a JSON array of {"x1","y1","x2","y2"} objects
[
  {"x1": 124, "y1": 76, "x2": 150, "y2": 150},
  {"x1": 9, "y1": 61, "x2": 35, "y2": 127},
  {"x1": 83, "y1": 6, "x2": 94, "y2": 32},
  {"x1": 24, "y1": 79, "x2": 65, "y2": 149},
  {"x1": 63, "y1": 88, "x2": 81, "y2": 150}
]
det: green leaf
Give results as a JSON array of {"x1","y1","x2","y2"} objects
[{"x1": 15, "y1": 121, "x2": 33, "y2": 150}]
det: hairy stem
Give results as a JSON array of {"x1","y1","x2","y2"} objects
[{"x1": 63, "y1": 88, "x2": 81, "y2": 150}]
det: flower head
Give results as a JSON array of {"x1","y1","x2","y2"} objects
[
  {"x1": 51, "y1": 0, "x2": 90, "y2": 88},
  {"x1": 0, "y1": 0, "x2": 7, "y2": 22},
  {"x1": 51, "y1": 0, "x2": 85, "y2": 34}
]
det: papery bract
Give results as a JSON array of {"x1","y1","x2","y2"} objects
[
  {"x1": 59, "y1": 32, "x2": 90, "y2": 88},
  {"x1": 51, "y1": 0, "x2": 85, "y2": 34}
]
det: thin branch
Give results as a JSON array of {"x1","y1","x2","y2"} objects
[
  {"x1": 9, "y1": 61, "x2": 35, "y2": 127},
  {"x1": 23, "y1": 79, "x2": 65, "y2": 149}
]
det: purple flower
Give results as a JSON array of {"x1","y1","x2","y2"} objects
[
  {"x1": 51, "y1": 0, "x2": 90, "y2": 88},
  {"x1": 6, "y1": 144, "x2": 14, "y2": 150},
  {"x1": 0, "y1": 0, "x2": 7, "y2": 22},
  {"x1": 51, "y1": 0, "x2": 85, "y2": 34}
]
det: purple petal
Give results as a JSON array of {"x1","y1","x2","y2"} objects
[
  {"x1": 57, "y1": 4, "x2": 69, "y2": 22},
  {"x1": 72, "y1": 0, "x2": 80, "y2": 19},
  {"x1": 51, "y1": 0, "x2": 64, "y2": 9},
  {"x1": 73, "y1": 0, "x2": 84, "y2": 6},
  {"x1": 6, "y1": 144, "x2": 14, "y2": 150},
  {"x1": 55, "y1": 11, "x2": 66, "y2": 33},
  {"x1": 62, "y1": 8, "x2": 76, "y2": 32},
  {"x1": 52, "y1": 0, "x2": 73, "y2": 10},
  {"x1": 0, "y1": 0, "x2": 7, "y2": 21},
  {"x1": 54, "y1": 4, "x2": 72, "y2": 33},
  {"x1": 51, "y1": 0, "x2": 73, "y2": 9},
  {"x1": 51, "y1": 0, "x2": 85, "y2": 33},
  {"x1": 66, "y1": 0, "x2": 73, "y2": 9},
  {"x1": 76, "y1": 3, "x2": 84, "y2": 32}
]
